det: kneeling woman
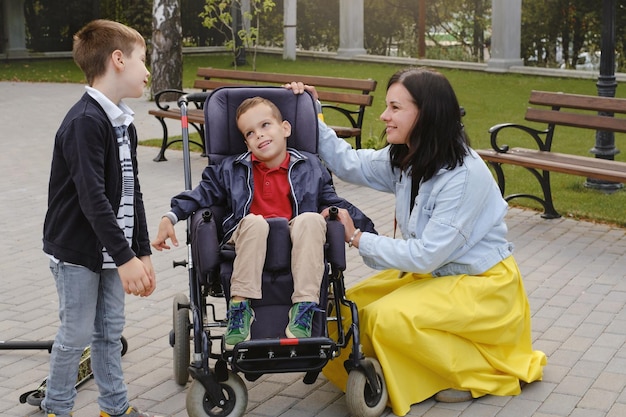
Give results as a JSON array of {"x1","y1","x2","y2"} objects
[{"x1": 288, "y1": 68, "x2": 546, "y2": 416}]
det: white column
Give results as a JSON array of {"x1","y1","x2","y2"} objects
[
  {"x1": 337, "y1": 0, "x2": 366, "y2": 58},
  {"x1": 487, "y1": 0, "x2": 523, "y2": 72},
  {"x1": 4, "y1": 0, "x2": 28, "y2": 58},
  {"x1": 241, "y1": 0, "x2": 251, "y2": 33},
  {"x1": 283, "y1": 0, "x2": 297, "y2": 60}
]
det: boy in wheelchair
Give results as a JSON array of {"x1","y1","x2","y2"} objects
[{"x1": 152, "y1": 96, "x2": 375, "y2": 349}]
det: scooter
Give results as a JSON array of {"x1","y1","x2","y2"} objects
[{"x1": 0, "y1": 337, "x2": 127, "y2": 407}]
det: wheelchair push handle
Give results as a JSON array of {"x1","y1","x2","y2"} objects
[
  {"x1": 328, "y1": 206, "x2": 339, "y2": 220},
  {"x1": 177, "y1": 92, "x2": 211, "y2": 108}
]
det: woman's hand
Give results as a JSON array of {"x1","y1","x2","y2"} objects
[
  {"x1": 283, "y1": 82, "x2": 319, "y2": 101},
  {"x1": 321, "y1": 207, "x2": 361, "y2": 247}
]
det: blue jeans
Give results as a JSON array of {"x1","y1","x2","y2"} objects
[{"x1": 41, "y1": 260, "x2": 129, "y2": 416}]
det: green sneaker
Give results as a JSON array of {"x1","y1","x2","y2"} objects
[
  {"x1": 224, "y1": 300, "x2": 254, "y2": 349},
  {"x1": 286, "y1": 302, "x2": 320, "y2": 338}
]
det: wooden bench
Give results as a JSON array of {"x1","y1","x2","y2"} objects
[
  {"x1": 148, "y1": 67, "x2": 377, "y2": 161},
  {"x1": 476, "y1": 90, "x2": 626, "y2": 219}
]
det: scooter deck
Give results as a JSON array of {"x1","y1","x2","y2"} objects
[{"x1": 20, "y1": 346, "x2": 92, "y2": 407}]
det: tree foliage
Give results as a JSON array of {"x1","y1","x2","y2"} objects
[
  {"x1": 24, "y1": 0, "x2": 153, "y2": 51},
  {"x1": 19, "y1": 0, "x2": 626, "y2": 72},
  {"x1": 199, "y1": 0, "x2": 275, "y2": 69},
  {"x1": 521, "y1": 0, "x2": 598, "y2": 68},
  {"x1": 617, "y1": 1, "x2": 626, "y2": 71},
  {"x1": 428, "y1": 0, "x2": 490, "y2": 61},
  {"x1": 294, "y1": 0, "x2": 339, "y2": 51},
  {"x1": 363, "y1": 0, "x2": 411, "y2": 56}
]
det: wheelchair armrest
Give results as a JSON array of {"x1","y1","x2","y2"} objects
[
  {"x1": 325, "y1": 220, "x2": 346, "y2": 271},
  {"x1": 191, "y1": 208, "x2": 221, "y2": 276}
]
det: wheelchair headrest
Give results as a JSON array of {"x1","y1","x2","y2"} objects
[{"x1": 203, "y1": 86, "x2": 319, "y2": 164}]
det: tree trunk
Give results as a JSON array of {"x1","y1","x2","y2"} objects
[{"x1": 150, "y1": 0, "x2": 182, "y2": 100}]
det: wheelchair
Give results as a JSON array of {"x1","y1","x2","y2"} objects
[{"x1": 169, "y1": 86, "x2": 388, "y2": 417}]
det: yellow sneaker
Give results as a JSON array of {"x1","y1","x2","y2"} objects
[{"x1": 100, "y1": 405, "x2": 165, "y2": 417}]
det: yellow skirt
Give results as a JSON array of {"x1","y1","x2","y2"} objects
[{"x1": 323, "y1": 256, "x2": 547, "y2": 416}]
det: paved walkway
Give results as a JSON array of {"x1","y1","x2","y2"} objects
[{"x1": 1, "y1": 82, "x2": 625, "y2": 417}]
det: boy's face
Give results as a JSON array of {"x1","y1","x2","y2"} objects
[
  {"x1": 119, "y1": 43, "x2": 150, "y2": 99},
  {"x1": 237, "y1": 103, "x2": 291, "y2": 168}
]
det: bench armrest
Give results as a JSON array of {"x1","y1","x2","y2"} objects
[
  {"x1": 488, "y1": 122, "x2": 553, "y2": 153},
  {"x1": 321, "y1": 103, "x2": 360, "y2": 129},
  {"x1": 153, "y1": 89, "x2": 187, "y2": 111}
]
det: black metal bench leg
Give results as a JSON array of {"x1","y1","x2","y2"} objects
[
  {"x1": 504, "y1": 168, "x2": 561, "y2": 219},
  {"x1": 490, "y1": 162, "x2": 506, "y2": 195},
  {"x1": 153, "y1": 116, "x2": 170, "y2": 162},
  {"x1": 489, "y1": 162, "x2": 561, "y2": 219},
  {"x1": 536, "y1": 170, "x2": 560, "y2": 219}
]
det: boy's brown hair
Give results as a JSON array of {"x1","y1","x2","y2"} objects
[
  {"x1": 73, "y1": 19, "x2": 146, "y2": 86},
  {"x1": 236, "y1": 97, "x2": 284, "y2": 123}
]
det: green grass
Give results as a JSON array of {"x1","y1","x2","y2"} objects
[
  {"x1": 140, "y1": 133, "x2": 205, "y2": 153},
  {"x1": 0, "y1": 58, "x2": 87, "y2": 83},
  {"x1": 4, "y1": 53, "x2": 625, "y2": 226}
]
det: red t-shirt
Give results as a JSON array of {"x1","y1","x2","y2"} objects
[{"x1": 249, "y1": 153, "x2": 293, "y2": 219}]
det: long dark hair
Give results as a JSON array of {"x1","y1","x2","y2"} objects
[{"x1": 387, "y1": 68, "x2": 469, "y2": 189}]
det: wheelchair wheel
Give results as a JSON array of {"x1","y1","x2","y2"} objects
[
  {"x1": 172, "y1": 293, "x2": 191, "y2": 385},
  {"x1": 345, "y1": 357, "x2": 388, "y2": 417},
  {"x1": 186, "y1": 372, "x2": 248, "y2": 417}
]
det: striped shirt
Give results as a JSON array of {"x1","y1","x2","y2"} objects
[
  {"x1": 85, "y1": 87, "x2": 136, "y2": 269},
  {"x1": 101, "y1": 124, "x2": 135, "y2": 268}
]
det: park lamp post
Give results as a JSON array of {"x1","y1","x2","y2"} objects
[{"x1": 585, "y1": 0, "x2": 622, "y2": 191}]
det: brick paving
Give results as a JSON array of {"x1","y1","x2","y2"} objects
[{"x1": 1, "y1": 82, "x2": 625, "y2": 417}]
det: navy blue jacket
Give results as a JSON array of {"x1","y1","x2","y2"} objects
[
  {"x1": 170, "y1": 148, "x2": 376, "y2": 243},
  {"x1": 43, "y1": 93, "x2": 151, "y2": 271}
]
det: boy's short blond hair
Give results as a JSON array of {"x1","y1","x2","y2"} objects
[
  {"x1": 236, "y1": 97, "x2": 284, "y2": 123},
  {"x1": 73, "y1": 19, "x2": 146, "y2": 86}
]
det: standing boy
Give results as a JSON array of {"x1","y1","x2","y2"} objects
[
  {"x1": 151, "y1": 96, "x2": 375, "y2": 349},
  {"x1": 42, "y1": 20, "x2": 159, "y2": 417}
]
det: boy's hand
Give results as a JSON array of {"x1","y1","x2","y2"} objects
[
  {"x1": 283, "y1": 82, "x2": 319, "y2": 100},
  {"x1": 139, "y1": 255, "x2": 156, "y2": 296},
  {"x1": 118, "y1": 257, "x2": 155, "y2": 297},
  {"x1": 151, "y1": 217, "x2": 179, "y2": 251}
]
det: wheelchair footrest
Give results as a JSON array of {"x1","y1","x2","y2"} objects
[{"x1": 228, "y1": 337, "x2": 337, "y2": 375}]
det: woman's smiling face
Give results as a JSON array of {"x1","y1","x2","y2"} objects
[{"x1": 380, "y1": 82, "x2": 419, "y2": 146}]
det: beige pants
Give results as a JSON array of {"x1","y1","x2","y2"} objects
[{"x1": 227, "y1": 212, "x2": 327, "y2": 304}]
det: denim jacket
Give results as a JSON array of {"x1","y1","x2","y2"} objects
[{"x1": 317, "y1": 121, "x2": 513, "y2": 276}]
